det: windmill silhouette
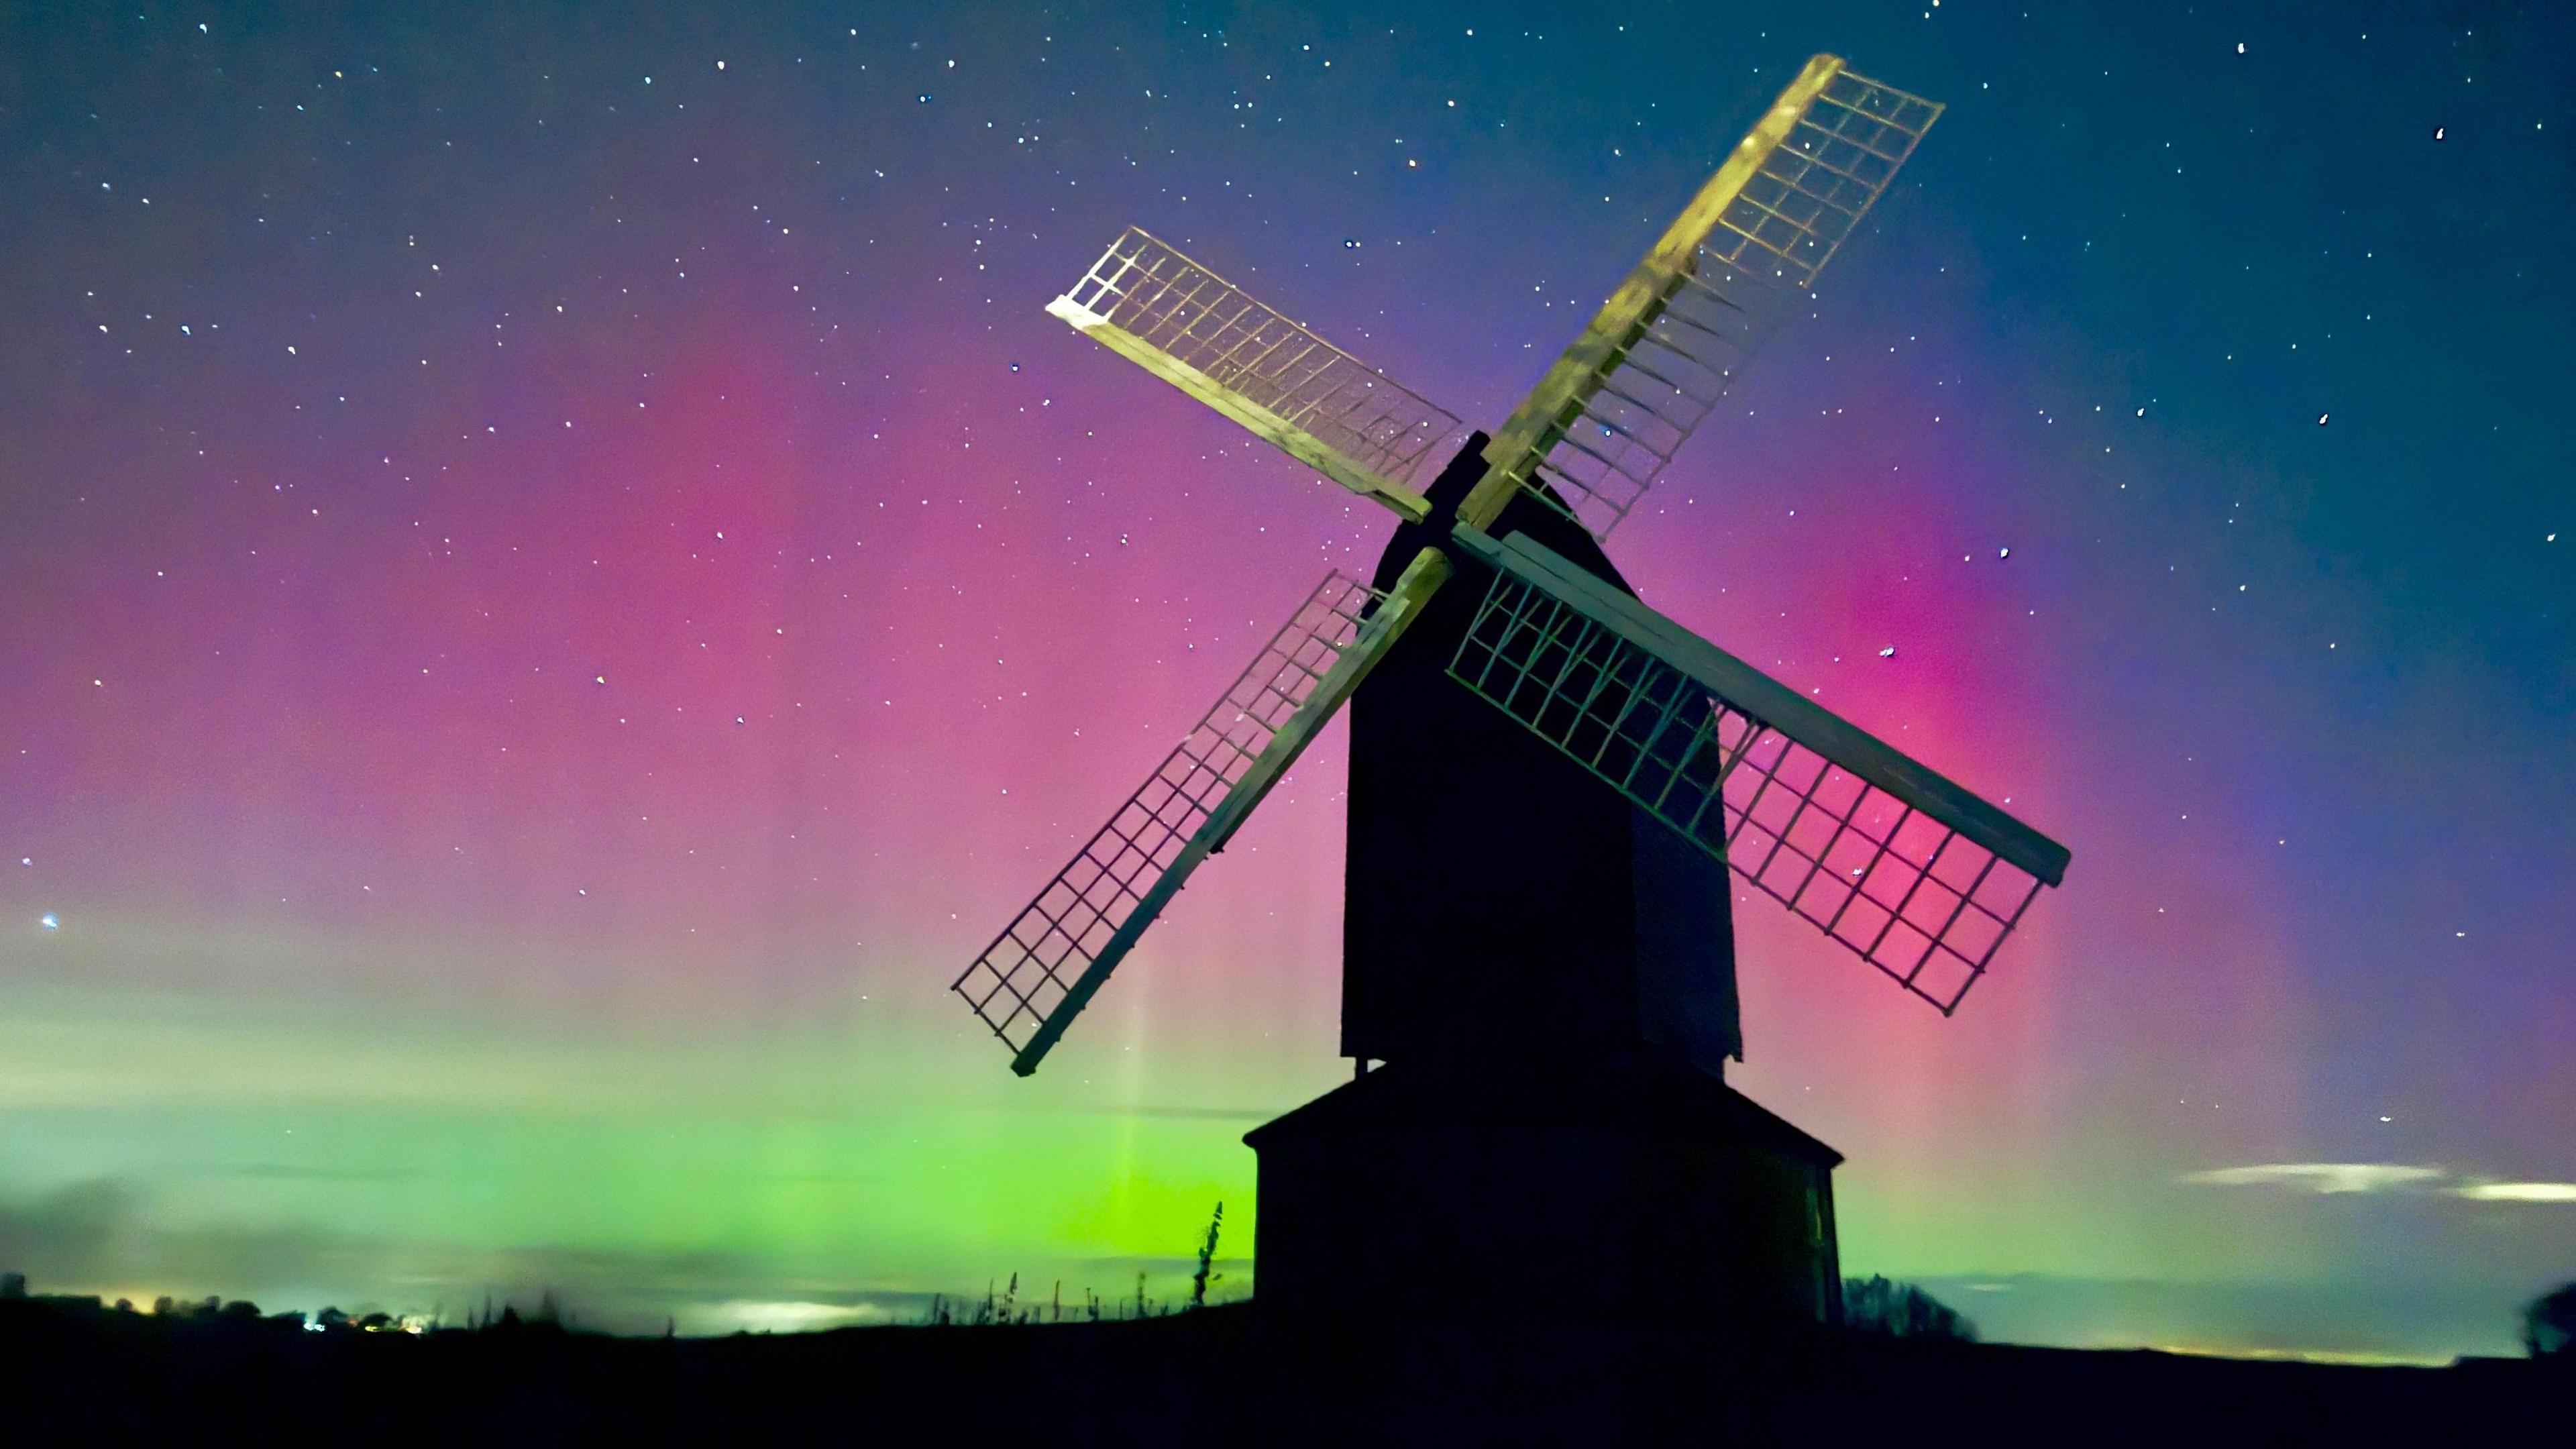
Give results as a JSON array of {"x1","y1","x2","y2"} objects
[{"x1": 952, "y1": 57, "x2": 2069, "y2": 1327}]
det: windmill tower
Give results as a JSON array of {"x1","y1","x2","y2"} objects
[{"x1": 952, "y1": 57, "x2": 2069, "y2": 1328}]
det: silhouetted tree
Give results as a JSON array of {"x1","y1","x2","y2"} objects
[
  {"x1": 1843, "y1": 1276, "x2": 1978, "y2": 1342},
  {"x1": 2525, "y1": 1281, "x2": 2576, "y2": 1358},
  {"x1": 0, "y1": 1272, "x2": 25, "y2": 1299},
  {"x1": 1191, "y1": 1201, "x2": 1224, "y2": 1309}
]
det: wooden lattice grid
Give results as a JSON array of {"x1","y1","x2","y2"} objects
[
  {"x1": 1512, "y1": 260, "x2": 1772, "y2": 539},
  {"x1": 1058, "y1": 227, "x2": 1458, "y2": 485},
  {"x1": 1448, "y1": 561, "x2": 2046, "y2": 1012},
  {"x1": 953, "y1": 572, "x2": 1380, "y2": 1051},
  {"x1": 1704, "y1": 68, "x2": 1943, "y2": 290}
]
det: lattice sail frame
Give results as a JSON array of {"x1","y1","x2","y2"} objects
[
  {"x1": 1704, "y1": 68, "x2": 1941, "y2": 289},
  {"x1": 953, "y1": 572, "x2": 1381, "y2": 1055},
  {"x1": 1446, "y1": 532, "x2": 2065, "y2": 1012},
  {"x1": 1504, "y1": 262, "x2": 1773, "y2": 540},
  {"x1": 1481, "y1": 62, "x2": 1941, "y2": 541},
  {"x1": 1049, "y1": 227, "x2": 1458, "y2": 517}
]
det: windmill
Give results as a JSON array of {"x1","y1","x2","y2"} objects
[{"x1": 951, "y1": 57, "x2": 2069, "y2": 1326}]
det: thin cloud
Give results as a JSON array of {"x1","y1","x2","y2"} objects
[
  {"x1": 1062, "y1": 1104, "x2": 1283, "y2": 1122},
  {"x1": 210, "y1": 1163, "x2": 420, "y2": 1183},
  {"x1": 698, "y1": 1299, "x2": 908, "y2": 1334},
  {"x1": 2453, "y1": 1181, "x2": 2576, "y2": 1203},
  {"x1": 2180, "y1": 1163, "x2": 2445, "y2": 1195},
  {"x1": 2181, "y1": 1164, "x2": 2576, "y2": 1204}
]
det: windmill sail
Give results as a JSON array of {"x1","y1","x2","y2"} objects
[
  {"x1": 1474, "y1": 58, "x2": 1941, "y2": 540},
  {"x1": 1446, "y1": 528, "x2": 2066, "y2": 1013},
  {"x1": 955, "y1": 549, "x2": 1454, "y2": 1074},
  {"x1": 1049, "y1": 227, "x2": 1459, "y2": 523}
]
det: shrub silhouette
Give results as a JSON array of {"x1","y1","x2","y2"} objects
[
  {"x1": 1842, "y1": 1276, "x2": 1978, "y2": 1342},
  {"x1": 2524, "y1": 1281, "x2": 2576, "y2": 1358}
]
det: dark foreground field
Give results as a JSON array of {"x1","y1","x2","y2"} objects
[{"x1": 5, "y1": 1296, "x2": 2563, "y2": 1444}]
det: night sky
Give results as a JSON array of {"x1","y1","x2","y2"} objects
[{"x1": 2, "y1": 1, "x2": 2569, "y2": 1358}]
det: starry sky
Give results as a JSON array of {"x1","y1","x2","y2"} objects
[{"x1": 1, "y1": 1, "x2": 2569, "y2": 1358}]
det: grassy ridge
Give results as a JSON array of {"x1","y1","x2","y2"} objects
[{"x1": 5, "y1": 1290, "x2": 2567, "y2": 1442}]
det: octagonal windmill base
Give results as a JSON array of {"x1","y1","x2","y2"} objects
[{"x1": 1244, "y1": 1058, "x2": 1844, "y2": 1331}]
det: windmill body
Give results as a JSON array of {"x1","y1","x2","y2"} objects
[
  {"x1": 1290, "y1": 438, "x2": 1789, "y2": 1327},
  {"x1": 947, "y1": 56, "x2": 2068, "y2": 1330},
  {"x1": 1343, "y1": 438, "x2": 1741, "y2": 1074}
]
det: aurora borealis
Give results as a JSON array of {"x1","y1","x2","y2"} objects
[{"x1": 2, "y1": 1, "x2": 2570, "y2": 1359}]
